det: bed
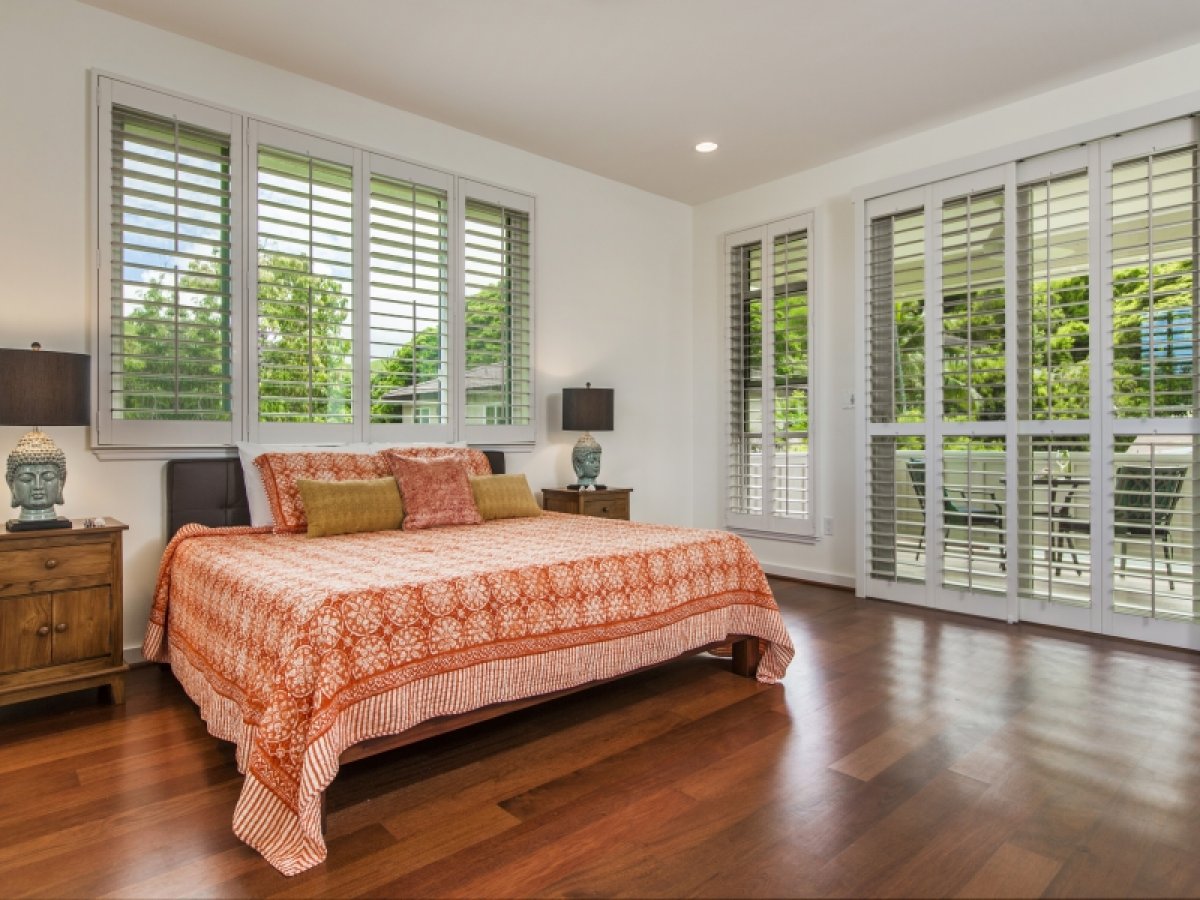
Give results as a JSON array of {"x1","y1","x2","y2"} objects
[{"x1": 145, "y1": 454, "x2": 795, "y2": 875}]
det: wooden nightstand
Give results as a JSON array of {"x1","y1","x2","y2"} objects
[
  {"x1": 0, "y1": 519, "x2": 128, "y2": 707},
  {"x1": 542, "y1": 488, "x2": 632, "y2": 520}
]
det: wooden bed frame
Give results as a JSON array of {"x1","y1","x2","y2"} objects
[{"x1": 164, "y1": 455, "x2": 764, "y2": 781}]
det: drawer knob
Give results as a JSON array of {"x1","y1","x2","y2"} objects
[
  {"x1": 44, "y1": 558, "x2": 58, "y2": 570},
  {"x1": 54, "y1": 622, "x2": 68, "y2": 634},
  {"x1": 601, "y1": 506, "x2": 610, "y2": 513},
  {"x1": 37, "y1": 625, "x2": 50, "y2": 637}
]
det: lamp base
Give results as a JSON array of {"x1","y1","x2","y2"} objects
[
  {"x1": 6, "y1": 516, "x2": 72, "y2": 532},
  {"x1": 571, "y1": 432, "x2": 603, "y2": 488}
]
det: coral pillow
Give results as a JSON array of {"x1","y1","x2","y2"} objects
[
  {"x1": 256, "y1": 452, "x2": 390, "y2": 534},
  {"x1": 470, "y1": 474, "x2": 541, "y2": 520},
  {"x1": 378, "y1": 445, "x2": 493, "y2": 478},
  {"x1": 388, "y1": 456, "x2": 483, "y2": 530},
  {"x1": 297, "y1": 478, "x2": 404, "y2": 537}
]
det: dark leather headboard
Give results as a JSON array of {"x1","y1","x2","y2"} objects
[{"x1": 166, "y1": 450, "x2": 505, "y2": 539}]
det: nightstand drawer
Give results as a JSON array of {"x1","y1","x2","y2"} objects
[
  {"x1": 0, "y1": 540, "x2": 111, "y2": 586},
  {"x1": 580, "y1": 495, "x2": 629, "y2": 519}
]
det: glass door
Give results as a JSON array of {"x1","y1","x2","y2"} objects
[
  {"x1": 1100, "y1": 122, "x2": 1200, "y2": 649},
  {"x1": 862, "y1": 117, "x2": 1200, "y2": 650},
  {"x1": 1014, "y1": 149, "x2": 1099, "y2": 632}
]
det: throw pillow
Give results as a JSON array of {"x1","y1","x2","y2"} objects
[
  {"x1": 387, "y1": 455, "x2": 483, "y2": 530},
  {"x1": 379, "y1": 445, "x2": 493, "y2": 478},
  {"x1": 297, "y1": 477, "x2": 404, "y2": 537},
  {"x1": 256, "y1": 452, "x2": 391, "y2": 534},
  {"x1": 470, "y1": 474, "x2": 541, "y2": 520}
]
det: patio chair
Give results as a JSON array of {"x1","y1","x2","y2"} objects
[
  {"x1": 906, "y1": 458, "x2": 1006, "y2": 569},
  {"x1": 1112, "y1": 465, "x2": 1186, "y2": 591}
]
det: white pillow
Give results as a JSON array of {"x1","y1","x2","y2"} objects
[{"x1": 235, "y1": 441, "x2": 467, "y2": 527}]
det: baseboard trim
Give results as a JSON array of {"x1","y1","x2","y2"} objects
[
  {"x1": 760, "y1": 563, "x2": 855, "y2": 590},
  {"x1": 123, "y1": 647, "x2": 147, "y2": 667}
]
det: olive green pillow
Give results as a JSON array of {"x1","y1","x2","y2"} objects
[
  {"x1": 297, "y1": 477, "x2": 404, "y2": 537},
  {"x1": 470, "y1": 474, "x2": 542, "y2": 521}
]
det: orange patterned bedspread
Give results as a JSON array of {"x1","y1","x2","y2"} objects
[{"x1": 143, "y1": 513, "x2": 793, "y2": 875}]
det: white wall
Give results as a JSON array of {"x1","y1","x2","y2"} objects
[
  {"x1": 691, "y1": 39, "x2": 1200, "y2": 587},
  {"x1": 0, "y1": 0, "x2": 693, "y2": 652}
]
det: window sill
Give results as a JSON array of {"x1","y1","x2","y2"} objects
[
  {"x1": 727, "y1": 526, "x2": 819, "y2": 545},
  {"x1": 92, "y1": 445, "x2": 236, "y2": 462},
  {"x1": 91, "y1": 441, "x2": 535, "y2": 462}
]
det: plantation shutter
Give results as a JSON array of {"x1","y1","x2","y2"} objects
[
  {"x1": 771, "y1": 229, "x2": 811, "y2": 519},
  {"x1": 865, "y1": 201, "x2": 926, "y2": 583},
  {"x1": 251, "y1": 124, "x2": 355, "y2": 440},
  {"x1": 1110, "y1": 145, "x2": 1198, "y2": 419},
  {"x1": 728, "y1": 235, "x2": 763, "y2": 516},
  {"x1": 1012, "y1": 156, "x2": 1094, "y2": 610},
  {"x1": 1105, "y1": 127, "x2": 1199, "y2": 621},
  {"x1": 941, "y1": 189, "x2": 1006, "y2": 422},
  {"x1": 367, "y1": 158, "x2": 453, "y2": 440},
  {"x1": 726, "y1": 214, "x2": 815, "y2": 538},
  {"x1": 99, "y1": 80, "x2": 242, "y2": 446},
  {"x1": 1017, "y1": 171, "x2": 1091, "y2": 420},
  {"x1": 460, "y1": 181, "x2": 535, "y2": 444}
]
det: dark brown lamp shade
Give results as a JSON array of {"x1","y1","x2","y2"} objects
[
  {"x1": 0, "y1": 347, "x2": 91, "y2": 426},
  {"x1": 562, "y1": 386, "x2": 613, "y2": 432}
]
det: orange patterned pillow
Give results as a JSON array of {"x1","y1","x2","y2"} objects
[
  {"x1": 378, "y1": 445, "x2": 493, "y2": 478},
  {"x1": 387, "y1": 455, "x2": 483, "y2": 530},
  {"x1": 256, "y1": 452, "x2": 391, "y2": 534}
]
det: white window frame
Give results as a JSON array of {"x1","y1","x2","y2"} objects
[
  {"x1": 95, "y1": 78, "x2": 245, "y2": 449},
  {"x1": 91, "y1": 72, "x2": 536, "y2": 454},
  {"x1": 723, "y1": 211, "x2": 817, "y2": 540}
]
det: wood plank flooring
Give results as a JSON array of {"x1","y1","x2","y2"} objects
[{"x1": 1, "y1": 579, "x2": 1198, "y2": 898}]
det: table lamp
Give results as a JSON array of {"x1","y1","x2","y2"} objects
[
  {"x1": 562, "y1": 383, "x2": 614, "y2": 490},
  {"x1": 0, "y1": 343, "x2": 91, "y2": 531}
]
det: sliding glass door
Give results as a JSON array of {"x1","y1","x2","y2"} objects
[{"x1": 862, "y1": 118, "x2": 1200, "y2": 650}]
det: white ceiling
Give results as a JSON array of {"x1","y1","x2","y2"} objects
[{"x1": 82, "y1": 0, "x2": 1200, "y2": 204}]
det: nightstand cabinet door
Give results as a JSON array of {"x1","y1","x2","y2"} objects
[
  {"x1": 51, "y1": 588, "x2": 112, "y2": 665},
  {"x1": 0, "y1": 594, "x2": 52, "y2": 674}
]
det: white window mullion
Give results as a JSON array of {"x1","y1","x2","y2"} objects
[{"x1": 1094, "y1": 139, "x2": 1114, "y2": 631}]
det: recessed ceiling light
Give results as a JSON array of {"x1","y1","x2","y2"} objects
[{"x1": 695, "y1": 141, "x2": 719, "y2": 153}]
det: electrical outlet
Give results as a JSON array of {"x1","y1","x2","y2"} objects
[{"x1": 823, "y1": 516, "x2": 834, "y2": 536}]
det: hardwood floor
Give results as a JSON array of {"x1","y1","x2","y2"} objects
[{"x1": 1, "y1": 579, "x2": 1198, "y2": 898}]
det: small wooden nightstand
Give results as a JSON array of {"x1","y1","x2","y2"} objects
[
  {"x1": 0, "y1": 519, "x2": 128, "y2": 707},
  {"x1": 542, "y1": 488, "x2": 632, "y2": 520}
]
